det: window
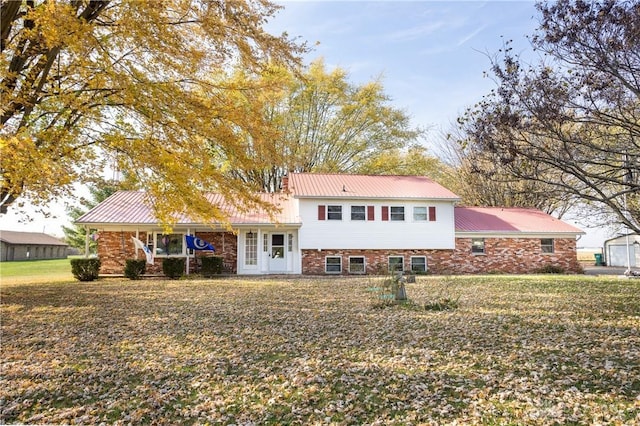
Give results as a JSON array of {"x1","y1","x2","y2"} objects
[
  {"x1": 472, "y1": 238, "x2": 486, "y2": 254},
  {"x1": 351, "y1": 205, "x2": 366, "y2": 221},
  {"x1": 541, "y1": 238, "x2": 554, "y2": 253},
  {"x1": 349, "y1": 257, "x2": 366, "y2": 274},
  {"x1": 413, "y1": 206, "x2": 428, "y2": 221},
  {"x1": 245, "y1": 231, "x2": 258, "y2": 265},
  {"x1": 325, "y1": 256, "x2": 342, "y2": 274},
  {"x1": 263, "y1": 233, "x2": 268, "y2": 252},
  {"x1": 156, "y1": 233, "x2": 184, "y2": 256},
  {"x1": 388, "y1": 256, "x2": 404, "y2": 272},
  {"x1": 410, "y1": 256, "x2": 427, "y2": 273},
  {"x1": 287, "y1": 233, "x2": 293, "y2": 252},
  {"x1": 390, "y1": 206, "x2": 405, "y2": 221},
  {"x1": 327, "y1": 205, "x2": 342, "y2": 220}
]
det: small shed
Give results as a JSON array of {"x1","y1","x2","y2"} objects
[
  {"x1": 604, "y1": 234, "x2": 640, "y2": 267},
  {"x1": 0, "y1": 230, "x2": 68, "y2": 262}
]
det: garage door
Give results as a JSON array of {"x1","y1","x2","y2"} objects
[{"x1": 607, "y1": 244, "x2": 638, "y2": 267}]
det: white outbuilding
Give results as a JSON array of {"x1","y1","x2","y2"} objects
[{"x1": 604, "y1": 234, "x2": 640, "y2": 267}]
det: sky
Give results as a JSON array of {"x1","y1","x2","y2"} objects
[{"x1": 2, "y1": 1, "x2": 611, "y2": 246}]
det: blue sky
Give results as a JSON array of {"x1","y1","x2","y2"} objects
[
  {"x1": 267, "y1": 1, "x2": 539, "y2": 136},
  {"x1": 3, "y1": 1, "x2": 608, "y2": 246}
]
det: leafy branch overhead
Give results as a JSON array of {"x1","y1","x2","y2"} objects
[
  {"x1": 456, "y1": 0, "x2": 640, "y2": 231},
  {"x1": 226, "y1": 59, "x2": 431, "y2": 192},
  {"x1": 0, "y1": 0, "x2": 305, "y2": 224}
]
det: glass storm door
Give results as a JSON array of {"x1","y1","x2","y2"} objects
[{"x1": 269, "y1": 233, "x2": 286, "y2": 272}]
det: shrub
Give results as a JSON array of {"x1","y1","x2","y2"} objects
[
  {"x1": 124, "y1": 259, "x2": 146, "y2": 280},
  {"x1": 534, "y1": 264, "x2": 566, "y2": 274},
  {"x1": 163, "y1": 258, "x2": 185, "y2": 279},
  {"x1": 201, "y1": 256, "x2": 223, "y2": 277},
  {"x1": 70, "y1": 258, "x2": 101, "y2": 282},
  {"x1": 423, "y1": 297, "x2": 460, "y2": 311}
]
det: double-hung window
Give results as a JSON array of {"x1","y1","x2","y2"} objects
[
  {"x1": 413, "y1": 206, "x2": 428, "y2": 221},
  {"x1": 351, "y1": 206, "x2": 366, "y2": 221},
  {"x1": 541, "y1": 238, "x2": 554, "y2": 253},
  {"x1": 327, "y1": 205, "x2": 342, "y2": 220},
  {"x1": 390, "y1": 206, "x2": 405, "y2": 221}
]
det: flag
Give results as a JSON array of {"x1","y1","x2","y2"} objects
[
  {"x1": 185, "y1": 235, "x2": 215, "y2": 251},
  {"x1": 132, "y1": 237, "x2": 154, "y2": 265}
]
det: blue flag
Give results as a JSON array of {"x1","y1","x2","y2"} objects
[{"x1": 185, "y1": 235, "x2": 215, "y2": 251}]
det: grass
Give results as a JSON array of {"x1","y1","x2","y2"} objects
[
  {"x1": 0, "y1": 258, "x2": 75, "y2": 284},
  {"x1": 1, "y1": 275, "x2": 639, "y2": 425}
]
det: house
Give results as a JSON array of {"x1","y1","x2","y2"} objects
[
  {"x1": 76, "y1": 173, "x2": 584, "y2": 275},
  {"x1": 0, "y1": 230, "x2": 69, "y2": 262},
  {"x1": 604, "y1": 234, "x2": 640, "y2": 267}
]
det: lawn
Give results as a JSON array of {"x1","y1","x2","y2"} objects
[
  {"x1": 1, "y1": 275, "x2": 638, "y2": 425},
  {"x1": 0, "y1": 258, "x2": 75, "y2": 284}
]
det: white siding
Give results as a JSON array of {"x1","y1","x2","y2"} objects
[{"x1": 298, "y1": 199, "x2": 456, "y2": 250}]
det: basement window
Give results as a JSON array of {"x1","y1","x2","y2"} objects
[
  {"x1": 349, "y1": 256, "x2": 366, "y2": 274},
  {"x1": 325, "y1": 256, "x2": 342, "y2": 274},
  {"x1": 388, "y1": 256, "x2": 404, "y2": 272},
  {"x1": 410, "y1": 256, "x2": 427, "y2": 273}
]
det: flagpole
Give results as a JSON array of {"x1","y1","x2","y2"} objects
[{"x1": 135, "y1": 229, "x2": 139, "y2": 260}]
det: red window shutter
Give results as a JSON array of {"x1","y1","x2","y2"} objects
[
  {"x1": 367, "y1": 205, "x2": 375, "y2": 221},
  {"x1": 318, "y1": 205, "x2": 326, "y2": 220},
  {"x1": 381, "y1": 206, "x2": 389, "y2": 221},
  {"x1": 429, "y1": 206, "x2": 436, "y2": 221}
]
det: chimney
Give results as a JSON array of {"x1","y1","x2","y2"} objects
[{"x1": 282, "y1": 175, "x2": 289, "y2": 192}]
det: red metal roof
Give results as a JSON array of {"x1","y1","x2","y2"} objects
[
  {"x1": 76, "y1": 191, "x2": 300, "y2": 226},
  {"x1": 455, "y1": 207, "x2": 583, "y2": 234},
  {"x1": 288, "y1": 173, "x2": 459, "y2": 199}
]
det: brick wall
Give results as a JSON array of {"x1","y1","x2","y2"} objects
[
  {"x1": 301, "y1": 237, "x2": 581, "y2": 275},
  {"x1": 97, "y1": 231, "x2": 237, "y2": 275}
]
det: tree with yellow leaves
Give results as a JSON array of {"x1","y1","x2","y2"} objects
[{"x1": 1, "y1": 0, "x2": 304, "y2": 225}]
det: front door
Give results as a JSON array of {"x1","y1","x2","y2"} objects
[{"x1": 269, "y1": 233, "x2": 286, "y2": 272}]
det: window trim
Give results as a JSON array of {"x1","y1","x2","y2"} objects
[
  {"x1": 245, "y1": 231, "x2": 258, "y2": 266},
  {"x1": 348, "y1": 256, "x2": 366, "y2": 274},
  {"x1": 388, "y1": 256, "x2": 404, "y2": 273},
  {"x1": 325, "y1": 256, "x2": 342, "y2": 274},
  {"x1": 410, "y1": 256, "x2": 427, "y2": 273}
]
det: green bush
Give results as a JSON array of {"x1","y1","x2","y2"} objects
[
  {"x1": 201, "y1": 256, "x2": 223, "y2": 277},
  {"x1": 124, "y1": 259, "x2": 146, "y2": 280},
  {"x1": 70, "y1": 258, "x2": 101, "y2": 282},
  {"x1": 163, "y1": 257, "x2": 185, "y2": 279}
]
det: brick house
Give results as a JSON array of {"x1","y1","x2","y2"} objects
[{"x1": 76, "y1": 173, "x2": 583, "y2": 275}]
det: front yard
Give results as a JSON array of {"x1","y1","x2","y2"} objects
[{"x1": 1, "y1": 276, "x2": 638, "y2": 425}]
